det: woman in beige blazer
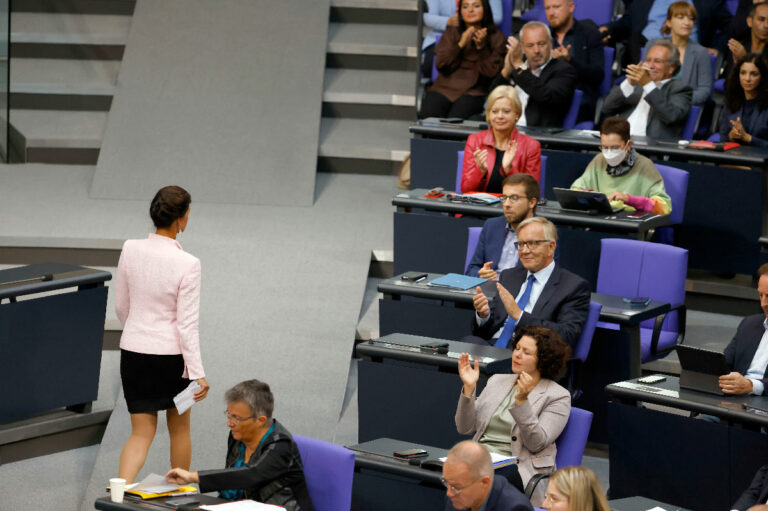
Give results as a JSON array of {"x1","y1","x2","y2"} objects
[{"x1": 456, "y1": 325, "x2": 571, "y2": 495}]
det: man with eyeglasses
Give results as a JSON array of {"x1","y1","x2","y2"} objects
[
  {"x1": 443, "y1": 440, "x2": 533, "y2": 511},
  {"x1": 466, "y1": 174, "x2": 539, "y2": 280},
  {"x1": 601, "y1": 39, "x2": 693, "y2": 141},
  {"x1": 571, "y1": 117, "x2": 672, "y2": 214},
  {"x1": 467, "y1": 216, "x2": 590, "y2": 348}
]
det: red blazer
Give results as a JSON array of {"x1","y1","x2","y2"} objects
[{"x1": 461, "y1": 128, "x2": 541, "y2": 193}]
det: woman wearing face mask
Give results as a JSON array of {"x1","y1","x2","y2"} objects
[
  {"x1": 570, "y1": 117, "x2": 672, "y2": 214},
  {"x1": 456, "y1": 325, "x2": 571, "y2": 504},
  {"x1": 720, "y1": 53, "x2": 768, "y2": 147}
]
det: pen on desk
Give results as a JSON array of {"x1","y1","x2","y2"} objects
[{"x1": 415, "y1": 276, "x2": 426, "y2": 283}]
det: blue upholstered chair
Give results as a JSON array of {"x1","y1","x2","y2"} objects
[
  {"x1": 500, "y1": 0, "x2": 513, "y2": 36},
  {"x1": 681, "y1": 104, "x2": 701, "y2": 140},
  {"x1": 568, "y1": 301, "x2": 602, "y2": 400},
  {"x1": 562, "y1": 90, "x2": 583, "y2": 130},
  {"x1": 465, "y1": 226, "x2": 483, "y2": 273},
  {"x1": 455, "y1": 151, "x2": 547, "y2": 195},
  {"x1": 525, "y1": 407, "x2": 594, "y2": 497},
  {"x1": 596, "y1": 238, "x2": 688, "y2": 362},
  {"x1": 293, "y1": 435, "x2": 355, "y2": 511},
  {"x1": 653, "y1": 163, "x2": 689, "y2": 244}
]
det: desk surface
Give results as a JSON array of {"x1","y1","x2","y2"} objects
[
  {"x1": 379, "y1": 273, "x2": 670, "y2": 326},
  {"x1": 411, "y1": 119, "x2": 768, "y2": 167},
  {"x1": 609, "y1": 496, "x2": 690, "y2": 511},
  {"x1": 394, "y1": 189, "x2": 670, "y2": 233},
  {"x1": 348, "y1": 437, "x2": 448, "y2": 486},
  {"x1": 606, "y1": 376, "x2": 768, "y2": 426},
  {"x1": 356, "y1": 333, "x2": 513, "y2": 374},
  {"x1": 0, "y1": 262, "x2": 112, "y2": 299}
]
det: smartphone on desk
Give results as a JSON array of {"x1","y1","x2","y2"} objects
[{"x1": 394, "y1": 448, "x2": 428, "y2": 459}]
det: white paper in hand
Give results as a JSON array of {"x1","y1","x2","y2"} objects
[{"x1": 174, "y1": 380, "x2": 201, "y2": 415}]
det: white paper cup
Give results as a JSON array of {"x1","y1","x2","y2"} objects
[{"x1": 110, "y1": 478, "x2": 126, "y2": 503}]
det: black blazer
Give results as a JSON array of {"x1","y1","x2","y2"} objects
[
  {"x1": 472, "y1": 263, "x2": 591, "y2": 348},
  {"x1": 490, "y1": 57, "x2": 577, "y2": 128},
  {"x1": 724, "y1": 313, "x2": 768, "y2": 396},
  {"x1": 732, "y1": 464, "x2": 768, "y2": 510},
  {"x1": 601, "y1": 78, "x2": 693, "y2": 140},
  {"x1": 607, "y1": 0, "x2": 732, "y2": 50},
  {"x1": 443, "y1": 474, "x2": 533, "y2": 511}
]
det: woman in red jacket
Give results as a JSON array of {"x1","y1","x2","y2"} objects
[{"x1": 461, "y1": 85, "x2": 541, "y2": 193}]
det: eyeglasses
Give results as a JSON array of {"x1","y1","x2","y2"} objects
[
  {"x1": 514, "y1": 240, "x2": 551, "y2": 250},
  {"x1": 224, "y1": 411, "x2": 256, "y2": 423},
  {"x1": 441, "y1": 476, "x2": 477, "y2": 496},
  {"x1": 500, "y1": 194, "x2": 528, "y2": 203}
]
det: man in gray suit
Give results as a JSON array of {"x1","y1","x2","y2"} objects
[{"x1": 601, "y1": 39, "x2": 693, "y2": 140}]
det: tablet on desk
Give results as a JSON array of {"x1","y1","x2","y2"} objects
[
  {"x1": 552, "y1": 188, "x2": 622, "y2": 214},
  {"x1": 677, "y1": 345, "x2": 730, "y2": 395}
]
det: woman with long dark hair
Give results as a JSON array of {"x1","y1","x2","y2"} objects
[
  {"x1": 419, "y1": 0, "x2": 506, "y2": 120},
  {"x1": 116, "y1": 185, "x2": 210, "y2": 482},
  {"x1": 720, "y1": 53, "x2": 768, "y2": 147}
]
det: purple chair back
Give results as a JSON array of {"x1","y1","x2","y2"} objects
[
  {"x1": 596, "y1": 239, "x2": 687, "y2": 334},
  {"x1": 456, "y1": 150, "x2": 464, "y2": 192},
  {"x1": 726, "y1": 0, "x2": 739, "y2": 15},
  {"x1": 540, "y1": 154, "x2": 548, "y2": 199},
  {"x1": 562, "y1": 89, "x2": 583, "y2": 129},
  {"x1": 708, "y1": 133, "x2": 721, "y2": 142},
  {"x1": 574, "y1": 0, "x2": 613, "y2": 26},
  {"x1": 600, "y1": 47, "x2": 615, "y2": 96},
  {"x1": 681, "y1": 104, "x2": 700, "y2": 140},
  {"x1": 655, "y1": 164, "x2": 689, "y2": 225},
  {"x1": 520, "y1": 0, "x2": 546, "y2": 22},
  {"x1": 431, "y1": 34, "x2": 441, "y2": 83},
  {"x1": 465, "y1": 227, "x2": 483, "y2": 273},
  {"x1": 573, "y1": 301, "x2": 602, "y2": 362},
  {"x1": 294, "y1": 435, "x2": 355, "y2": 511},
  {"x1": 555, "y1": 407, "x2": 593, "y2": 467},
  {"x1": 500, "y1": 0, "x2": 514, "y2": 36}
]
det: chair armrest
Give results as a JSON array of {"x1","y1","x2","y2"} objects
[
  {"x1": 525, "y1": 473, "x2": 551, "y2": 499},
  {"x1": 650, "y1": 304, "x2": 686, "y2": 357}
]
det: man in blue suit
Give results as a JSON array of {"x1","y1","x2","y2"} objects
[
  {"x1": 720, "y1": 263, "x2": 768, "y2": 395},
  {"x1": 443, "y1": 440, "x2": 533, "y2": 511},
  {"x1": 466, "y1": 174, "x2": 539, "y2": 280}
]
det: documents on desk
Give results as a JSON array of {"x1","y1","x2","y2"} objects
[
  {"x1": 200, "y1": 500, "x2": 286, "y2": 510},
  {"x1": 428, "y1": 273, "x2": 487, "y2": 290},
  {"x1": 611, "y1": 381, "x2": 679, "y2": 398},
  {"x1": 112, "y1": 473, "x2": 198, "y2": 500}
]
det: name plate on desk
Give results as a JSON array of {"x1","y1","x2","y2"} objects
[{"x1": 612, "y1": 381, "x2": 680, "y2": 398}]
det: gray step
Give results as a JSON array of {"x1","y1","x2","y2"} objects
[
  {"x1": 9, "y1": 109, "x2": 107, "y2": 163},
  {"x1": 10, "y1": 58, "x2": 117, "y2": 110},
  {"x1": 319, "y1": 117, "x2": 411, "y2": 161},
  {"x1": 11, "y1": 12, "x2": 131, "y2": 59},
  {"x1": 323, "y1": 68, "x2": 416, "y2": 106},
  {"x1": 331, "y1": 0, "x2": 418, "y2": 9},
  {"x1": 12, "y1": 13, "x2": 130, "y2": 45},
  {"x1": 331, "y1": 0, "x2": 419, "y2": 25},
  {"x1": 327, "y1": 22, "x2": 417, "y2": 57},
  {"x1": 12, "y1": 0, "x2": 135, "y2": 15}
]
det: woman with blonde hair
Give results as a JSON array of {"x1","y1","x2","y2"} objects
[{"x1": 542, "y1": 466, "x2": 610, "y2": 511}]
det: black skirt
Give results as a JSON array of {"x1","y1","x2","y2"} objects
[{"x1": 120, "y1": 349, "x2": 190, "y2": 414}]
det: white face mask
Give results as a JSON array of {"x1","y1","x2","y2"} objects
[{"x1": 602, "y1": 143, "x2": 627, "y2": 167}]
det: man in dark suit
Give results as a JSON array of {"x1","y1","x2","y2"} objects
[
  {"x1": 601, "y1": 39, "x2": 693, "y2": 140},
  {"x1": 600, "y1": 0, "x2": 733, "y2": 63},
  {"x1": 719, "y1": 263, "x2": 768, "y2": 395},
  {"x1": 468, "y1": 216, "x2": 590, "y2": 348},
  {"x1": 490, "y1": 21, "x2": 577, "y2": 128},
  {"x1": 733, "y1": 464, "x2": 768, "y2": 510},
  {"x1": 466, "y1": 174, "x2": 539, "y2": 279},
  {"x1": 545, "y1": 0, "x2": 604, "y2": 123},
  {"x1": 443, "y1": 440, "x2": 533, "y2": 511}
]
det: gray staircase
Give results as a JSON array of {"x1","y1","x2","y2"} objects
[
  {"x1": 320, "y1": 0, "x2": 418, "y2": 174},
  {"x1": 9, "y1": 1, "x2": 135, "y2": 164}
]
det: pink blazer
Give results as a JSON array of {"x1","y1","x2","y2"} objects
[{"x1": 115, "y1": 233, "x2": 205, "y2": 379}]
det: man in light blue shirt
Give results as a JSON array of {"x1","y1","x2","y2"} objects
[{"x1": 720, "y1": 263, "x2": 768, "y2": 395}]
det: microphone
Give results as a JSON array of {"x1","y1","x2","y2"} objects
[{"x1": 0, "y1": 273, "x2": 54, "y2": 287}]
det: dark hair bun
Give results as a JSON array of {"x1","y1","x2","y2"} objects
[{"x1": 150, "y1": 186, "x2": 191, "y2": 228}]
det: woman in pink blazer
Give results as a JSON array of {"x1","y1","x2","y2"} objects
[
  {"x1": 116, "y1": 185, "x2": 210, "y2": 483},
  {"x1": 461, "y1": 85, "x2": 541, "y2": 193}
]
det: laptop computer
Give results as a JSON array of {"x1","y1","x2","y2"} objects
[
  {"x1": 552, "y1": 188, "x2": 623, "y2": 214},
  {"x1": 676, "y1": 345, "x2": 731, "y2": 395}
]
